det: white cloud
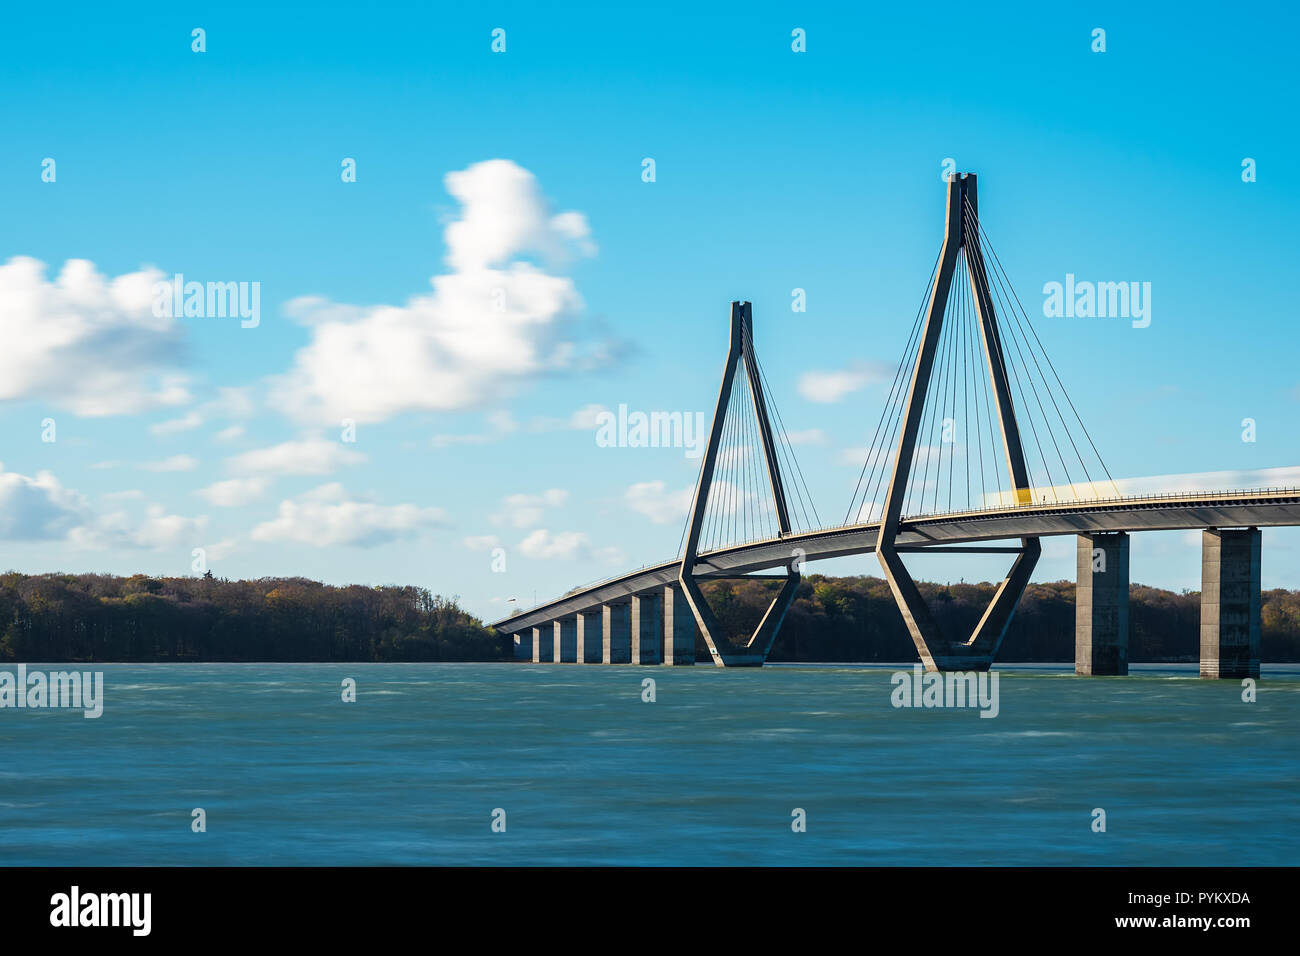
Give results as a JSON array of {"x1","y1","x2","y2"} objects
[
  {"x1": 250, "y1": 483, "x2": 449, "y2": 547},
  {"x1": 150, "y1": 411, "x2": 203, "y2": 437},
  {"x1": 626, "y1": 480, "x2": 693, "y2": 525},
  {"x1": 269, "y1": 160, "x2": 605, "y2": 425},
  {"x1": 203, "y1": 538, "x2": 239, "y2": 561},
  {"x1": 155, "y1": 387, "x2": 258, "y2": 438},
  {"x1": 206, "y1": 386, "x2": 257, "y2": 419},
  {"x1": 492, "y1": 488, "x2": 568, "y2": 528},
  {"x1": 0, "y1": 462, "x2": 207, "y2": 550},
  {"x1": 518, "y1": 529, "x2": 623, "y2": 565},
  {"x1": 568, "y1": 403, "x2": 608, "y2": 430},
  {"x1": 227, "y1": 438, "x2": 365, "y2": 476},
  {"x1": 0, "y1": 256, "x2": 190, "y2": 416},
  {"x1": 101, "y1": 489, "x2": 146, "y2": 502},
  {"x1": 139, "y1": 454, "x2": 199, "y2": 472},
  {"x1": 463, "y1": 534, "x2": 502, "y2": 551},
  {"x1": 785, "y1": 428, "x2": 828, "y2": 446},
  {"x1": 0, "y1": 467, "x2": 86, "y2": 540},
  {"x1": 195, "y1": 476, "x2": 271, "y2": 507},
  {"x1": 432, "y1": 409, "x2": 519, "y2": 448},
  {"x1": 504, "y1": 402, "x2": 615, "y2": 435},
  {"x1": 66, "y1": 505, "x2": 209, "y2": 551},
  {"x1": 797, "y1": 360, "x2": 891, "y2": 404},
  {"x1": 129, "y1": 506, "x2": 210, "y2": 550},
  {"x1": 214, "y1": 424, "x2": 246, "y2": 442}
]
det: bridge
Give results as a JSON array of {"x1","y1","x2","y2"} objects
[{"x1": 491, "y1": 172, "x2": 1289, "y2": 678}]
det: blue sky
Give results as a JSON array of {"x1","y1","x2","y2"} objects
[{"x1": 1, "y1": 1, "x2": 1298, "y2": 618}]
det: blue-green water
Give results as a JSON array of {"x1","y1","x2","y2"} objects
[{"x1": 1, "y1": 662, "x2": 1296, "y2": 866}]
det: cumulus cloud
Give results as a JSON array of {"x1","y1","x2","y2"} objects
[
  {"x1": 195, "y1": 476, "x2": 271, "y2": 507},
  {"x1": 517, "y1": 528, "x2": 622, "y2": 565},
  {"x1": 0, "y1": 466, "x2": 86, "y2": 539},
  {"x1": 798, "y1": 360, "x2": 891, "y2": 404},
  {"x1": 785, "y1": 428, "x2": 828, "y2": 446},
  {"x1": 492, "y1": 488, "x2": 568, "y2": 528},
  {"x1": 226, "y1": 438, "x2": 365, "y2": 476},
  {"x1": 0, "y1": 256, "x2": 189, "y2": 416},
  {"x1": 432, "y1": 410, "x2": 519, "y2": 449},
  {"x1": 0, "y1": 462, "x2": 208, "y2": 550},
  {"x1": 139, "y1": 454, "x2": 199, "y2": 472},
  {"x1": 625, "y1": 480, "x2": 693, "y2": 525},
  {"x1": 67, "y1": 506, "x2": 210, "y2": 551},
  {"x1": 150, "y1": 411, "x2": 203, "y2": 437},
  {"x1": 250, "y1": 483, "x2": 449, "y2": 547},
  {"x1": 269, "y1": 159, "x2": 607, "y2": 425},
  {"x1": 127, "y1": 506, "x2": 210, "y2": 550},
  {"x1": 152, "y1": 387, "x2": 258, "y2": 438}
]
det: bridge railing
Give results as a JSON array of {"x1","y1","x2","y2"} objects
[
  {"x1": 499, "y1": 485, "x2": 1300, "y2": 621},
  {"x1": 900, "y1": 485, "x2": 1300, "y2": 524}
]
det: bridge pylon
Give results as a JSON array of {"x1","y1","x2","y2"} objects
[
  {"x1": 678, "y1": 302, "x2": 802, "y2": 667},
  {"x1": 877, "y1": 173, "x2": 1041, "y2": 672}
]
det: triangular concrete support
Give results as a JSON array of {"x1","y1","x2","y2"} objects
[
  {"x1": 678, "y1": 302, "x2": 801, "y2": 667},
  {"x1": 876, "y1": 174, "x2": 1040, "y2": 672}
]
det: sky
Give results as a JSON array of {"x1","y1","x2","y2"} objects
[{"x1": 1, "y1": 1, "x2": 1298, "y2": 622}]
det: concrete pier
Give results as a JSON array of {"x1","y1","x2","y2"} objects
[
  {"x1": 532, "y1": 625, "x2": 552, "y2": 663},
  {"x1": 554, "y1": 617, "x2": 578, "y2": 663},
  {"x1": 1200, "y1": 528, "x2": 1261, "y2": 679},
  {"x1": 631, "y1": 593, "x2": 662, "y2": 665},
  {"x1": 577, "y1": 610, "x2": 603, "y2": 663},
  {"x1": 663, "y1": 584, "x2": 696, "y2": 665},
  {"x1": 1075, "y1": 531, "x2": 1130, "y2": 675},
  {"x1": 513, "y1": 633, "x2": 531, "y2": 660},
  {"x1": 602, "y1": 603, "x2": 632, "y2": 664}
]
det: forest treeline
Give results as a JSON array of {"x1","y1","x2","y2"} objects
[
  {"x1": 0, "y1": 572, "x2": 509, "y2": 662},
  {"x1": 3, "y1": 571, "x2": 1298, "y2": 663},
  {"x1": 702, "y1": 575, "x2": 1300, "y2": 662}
]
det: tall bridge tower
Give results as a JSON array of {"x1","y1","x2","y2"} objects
[{"x1": 876, "y1": 173, "x2": 1040, "y2": 671}]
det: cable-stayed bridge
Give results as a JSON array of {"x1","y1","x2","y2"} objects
[{"x1": 491, "y1": 172, "x2": 1295, "y2": 678}]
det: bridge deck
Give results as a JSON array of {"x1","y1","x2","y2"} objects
[{"x1": 490, "y1": 489, "x2": 1300, "y2": 633}]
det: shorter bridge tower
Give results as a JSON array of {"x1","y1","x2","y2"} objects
[{"x1": 678, "y1": 302, "x2": 802, "y2": 667}]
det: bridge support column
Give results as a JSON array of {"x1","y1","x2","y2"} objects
[
  {"x1": 602, "y1": 603, "x2": 632, "y2": 664},
  {"x1": 631, "y1": 594, "x2": 662, "y2": 664},
  {"x1": 1075, "y1": 532, "x2": 1130, "y2": 676},
  {"x1": 513, "y1": 633, "x2": 531, "y2": 661},
  {"x1": 554, "y1": 618, "x2": 577, "y2": 663},
  {"x1": 532, "y1": 625, "x2": 551, "y2": 663},
  {"x1": 663, "y1": 584, "x2": 696, "y2": 665},
  {"x1": 1200, "y1": 528, "x2": 1261, "y2": 679},
  {"x1": 577, "y1": 610, "x2": 603, "y2": 663}
]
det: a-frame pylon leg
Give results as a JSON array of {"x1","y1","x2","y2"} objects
[
  {"x1": 876, "y1": 173, "x2": 1040, "y2": 672},
  {"x1": 678, "y1": 302, "x2": 801, "y2": 667}
]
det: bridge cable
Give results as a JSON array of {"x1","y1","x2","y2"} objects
[
  {"x1": 746, "y1": 321, "x2": 822, "y2": 531},
  {"x1": 959, "y1": 247, "x2": 974, "y2": 510},
  {"x1": 984, "y1": 260, "x2": 1074, "y2": 496},
  {"x1": 756, "y1": 355, "x2": 820, "y2": 531},
  {"x1": 844, "y1": 248, "x2": 940, "y2": 524},
  {"x1": 966, "y1": 202, "x2": 1076, "y2": 499},
  {"x1": 739, "y1": 366, "x2": 753, "y2": 543},
  {"x1": 943, "y1": 259, "x2": 964, "y2": 513},
  {"x1": 966, "y1": 203, "x2": 1119, "y2": 496},
  {"x1": 961, "y1": 199, "x2": 1059, "y2": 502},
  {"x1": 915, "y1": 257, "x2": 960, "y2": 516}
]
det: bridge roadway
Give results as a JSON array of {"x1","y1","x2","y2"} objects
[{"x1": 491, "y1": 488, "x2": 1300, "y2": 634}]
